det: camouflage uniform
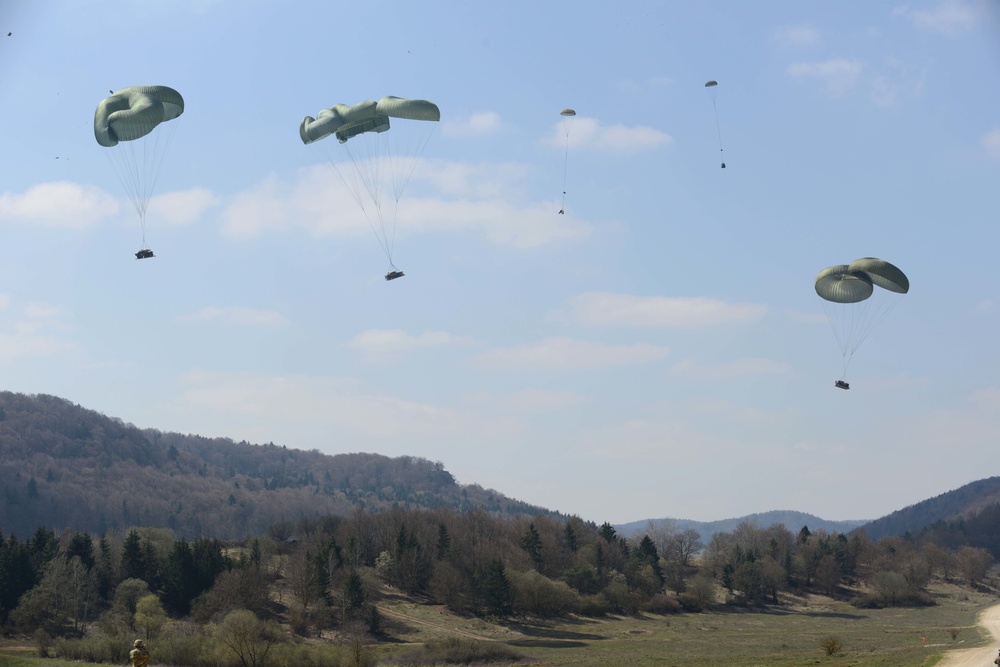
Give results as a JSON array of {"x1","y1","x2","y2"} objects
[{"x1": 130, "y1": 640, "x2": 151, "y2": 667}]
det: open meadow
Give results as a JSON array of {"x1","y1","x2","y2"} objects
[
  {"x1": 2, "y1": 581, "x2": 997, "y2": 667},
  {"x1": 372, "y1": 580, "x2": 1000, "y2": 666}
]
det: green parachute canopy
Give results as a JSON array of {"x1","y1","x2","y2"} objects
[
  {"x1": 94, "y1": 86, "x2": 185, "y2": 251},
  {"x1": 815, "y1": 258, "x2": 909, "y2": 380},
  {"x1": 300, "y1": 96, "x2": 440, "y2": 274}
]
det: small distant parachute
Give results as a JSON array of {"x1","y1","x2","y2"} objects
[
  {"x1": 300, "y1": 96, "x2": 439, "y2": 279},
  {"x1": 815, "y1": 258, "x2": 909, "y2": 384},
  {"x1": 94, "y1": 85, "x2": 184, "y2": 257},
  {"x1": 558, "y1": 108, "x2": 576, "y2": 214},
  {"x1": 704, "y1": 80, "x2": 725, "y2": 168}
]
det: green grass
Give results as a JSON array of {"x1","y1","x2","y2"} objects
[
  {"x1": 2, "y1": 581, "x2": 994, "y2": 667},
  {"x1": 374, "y1": 581, "x2": 996, "y2": 667}
]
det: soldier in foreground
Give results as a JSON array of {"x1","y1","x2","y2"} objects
[{"x1": 130, "y1": 639, "x2": 151, "y2": 667}]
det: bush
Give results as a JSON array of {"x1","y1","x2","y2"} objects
[
  {"x1": 643, "y1": 593, "x2": 681, "y2": 615},
  {"x1": 268, "y1": 641, "x2": 344, "y2": 667},
  {"x1": 383, "y1": 637, "x2": 526, "y2": 665},
  {"x1": 577, "y1": 594, "x2": 611, "y2": 617},
  {"x1": 820, "y1": 635, "x2": 843, "y2": 656}
]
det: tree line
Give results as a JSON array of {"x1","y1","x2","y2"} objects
[{"x1": 1, "y1": 505, "x2": 994, "y2": 661}]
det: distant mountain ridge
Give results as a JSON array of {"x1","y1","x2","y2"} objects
[{"x1": 616, "y1": 510, "x2": 869, "y2": 547}]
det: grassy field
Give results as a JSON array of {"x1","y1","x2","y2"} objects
[
  {"x1": 1, "y1": 581, "x2": 996, "y2": 667},
  {"x1": 374, "y1": 581, "x2": 998, "y2": 667}
]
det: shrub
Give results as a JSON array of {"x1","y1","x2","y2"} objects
[
  {"x1": 820, "y1": 635, "x2": 843, "y2": 656},
  {"x1": 643, "y1": 593, "x2": 681, "y2": 615},
  {"x1": 577, "y1": 594, "x2": 611, "y2": 617},
  {"x1": 383, "y1": 637, "x2": 526, "y2": 665}
]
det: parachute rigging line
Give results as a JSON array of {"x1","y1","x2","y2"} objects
[
  {"x1": 559, "y1": 108, "x2": 575, "y2": 214},
  {"x1": 705, "y1": 81, "x2": 725, "y2": 168}
]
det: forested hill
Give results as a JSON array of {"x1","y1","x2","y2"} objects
[
  {"x1": 860, "y1": 476, "x2": 1000, "y2": 541},
  {"x1": 0, "y1": 391, "x2": 556, "y2": 540}
]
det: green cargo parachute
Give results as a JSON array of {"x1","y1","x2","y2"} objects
[
  {"x1": 300, "y1": 96, "x2": 440, "y2": 281},
  {"x1": 815, "y1": 257, "x2": 909, "y2": 389},
  {"x1": 94, "y1": 86, "x2": 184, "y2": 260}
]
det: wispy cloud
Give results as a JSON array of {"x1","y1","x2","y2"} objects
[
  {"x1": 893, "y1": 0, "x2": 980, "y2": 36},
  {"x1": 219, "y1": 163, "x2": 592, "y2": 249},
  {"x1": 148, "y1": 187, "x2": 220, "y2": 226},
  {"x1": 441, "y1": 112, "x2": 503, "y2": 138},
  {"x1": 0, "y1": 299, "x2": 76, "y2": 362},
  {"x1": 177, "y1": 306, "x2": 290, "y2": 328},
  {"x1": 562, "y1": 292, "x2": 767, "y2": 329},
  {"x1": 546, "y1": 117, "x2": 672, "y2": 154},
  {"x1": 348, "y1": 329, "x2": 473, "y2": 363},
  {"x1": 774, "y1": 24, "x2": 821, "y2": 47},
  {"x1": 471, "y1": 336, "x2": 669, "y2": 372},
  {"x1": 175, "y1": 370, "x2": 505, "y2": 440},
  {"x1": 0, "y1": 182, "x2": 117, "y2": 229},
  {"x1": 982, "y1": 128, "x2": 1000, "y2": 159},
  {"x1": 787, "y1": 58, "x2": 864, "y2": 97},
  {"x1": 669, "y1": 357, "x2": 792, "y2": 380}
]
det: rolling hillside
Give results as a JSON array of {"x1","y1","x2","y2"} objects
[{"x1": 0, "y1": 391, "x2": 556, "y2": 539}]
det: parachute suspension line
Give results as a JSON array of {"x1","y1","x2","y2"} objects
[
  {"x1": 822, "y1": 296, "x2": 902, "y2": 379},
  {"x1": 561, "y1": 132, "x2": 570, "y2": 214},
  {"x1": 103, "y1": 116, "x2": 177, "y2": 248},
  {"x1": 711, "y1": 97, "x2": 724, "y2": 160},
  {"x1": 558, "y1": 109, "x2": 575, "y2": 214},
  {"x1": 704, "y1": 82, "x2": 725, "y2": 168},
  {"x1": 383, "y1": 125, "x2": 435, "y2": 266}
]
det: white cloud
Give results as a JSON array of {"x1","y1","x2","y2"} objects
[
  {"x1": 148, "y1": 187, "x2": 220, "y2": 226},
  {"x1": 787, "y1": 58, "x2": 864, "y2": 97},
  {"x1": 580, "y1": 417, "x2": 734, "y2": 465},
  {"x1": 0, "y1": 299, "x2": 75, "y2": 362},
  {"x1": 348, "y1": 329, "x2": 473, "y2": 363},
  {"x1": 786, "y1": 309, "x2": 828, "y2": 325},
  {"x1": 441, "y1": 112, "x2": 503, "y2": 138},
  {"x1": 496, "y1": 388, "x2": 587, "y2": 413},
  {"x1": 563, "y1": 292, "x2": 767, "y2": 329},
  {"x1": 219, "y1": 163, "x2": 592, "y2": 249},
  {"x1": 0, "y1": 182, "x2": 117, "y2": 228},
  {"x1": 871, "y1": 75, "x2": 903, "y2": 107},
  {"x1": 545, "y1": 117, "x2": 672, "y2": 154},
  {"x1": 975, "y1": 299, "x2": 997, "y2": 313},
  {"x1": 893, "y1": 0, "x2": 980, "y2": 36},
  {"x1": 970, "y1": 386, "x2": 1000, "y2": 409},
  {"x1": 982, "y1": 129, "x2": 1000, "y2": 159},
  {"x1": 774, "y1": 24, "x2": 821, "y2": 47},
  {"x1": 219, "y1": 174, "x2": 296, "y2": 239},
  {"x1": 177, "y1": 306, "x2": 290, "y2": 328},
  {"x1": 669, "y1": 357, "x2": 792, "y2": 380},
  {"x1": 471, "y1": 336, "x2": 669, "y2": 372},
  {"x1": 174, "y1": 370, "x2": 502, "y2": 440}
]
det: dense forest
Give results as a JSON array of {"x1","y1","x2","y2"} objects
[
  {"x1": 0, "y1": 507, "x2": 995, "y2": 666},
  {"x1": 0, "y1": 392, "x2": 556, "y2": 539}
]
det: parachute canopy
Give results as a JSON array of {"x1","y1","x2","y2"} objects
[
  {"x1": 705, "y1": 80, "x2": 718, "y2": 88},
  {"x1": 94, "y1": 86, "x2": 184, "y2": 252},
  {"x1": 300, "y1": 95, "x2": 440, "y2": 274},
  {"x1": 300, "y1": 96, "x2": 440, "y2": 145},
  {"x1": 95, "y1": 86, "x2": 184, "y2": 147},
  {"x1": 815, "y1": 258, "x2": 909, "y2": 380},
  {"x1": 560, "y1": 108, "x2": 576, "y2": 117},
  {"x1": 814, "y1": 265, "x2": 874, "y2": 304}
]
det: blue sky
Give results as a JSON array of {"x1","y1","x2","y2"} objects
[{"x1": 2, "y1": 0, "x2": 999, "y2": 525}]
